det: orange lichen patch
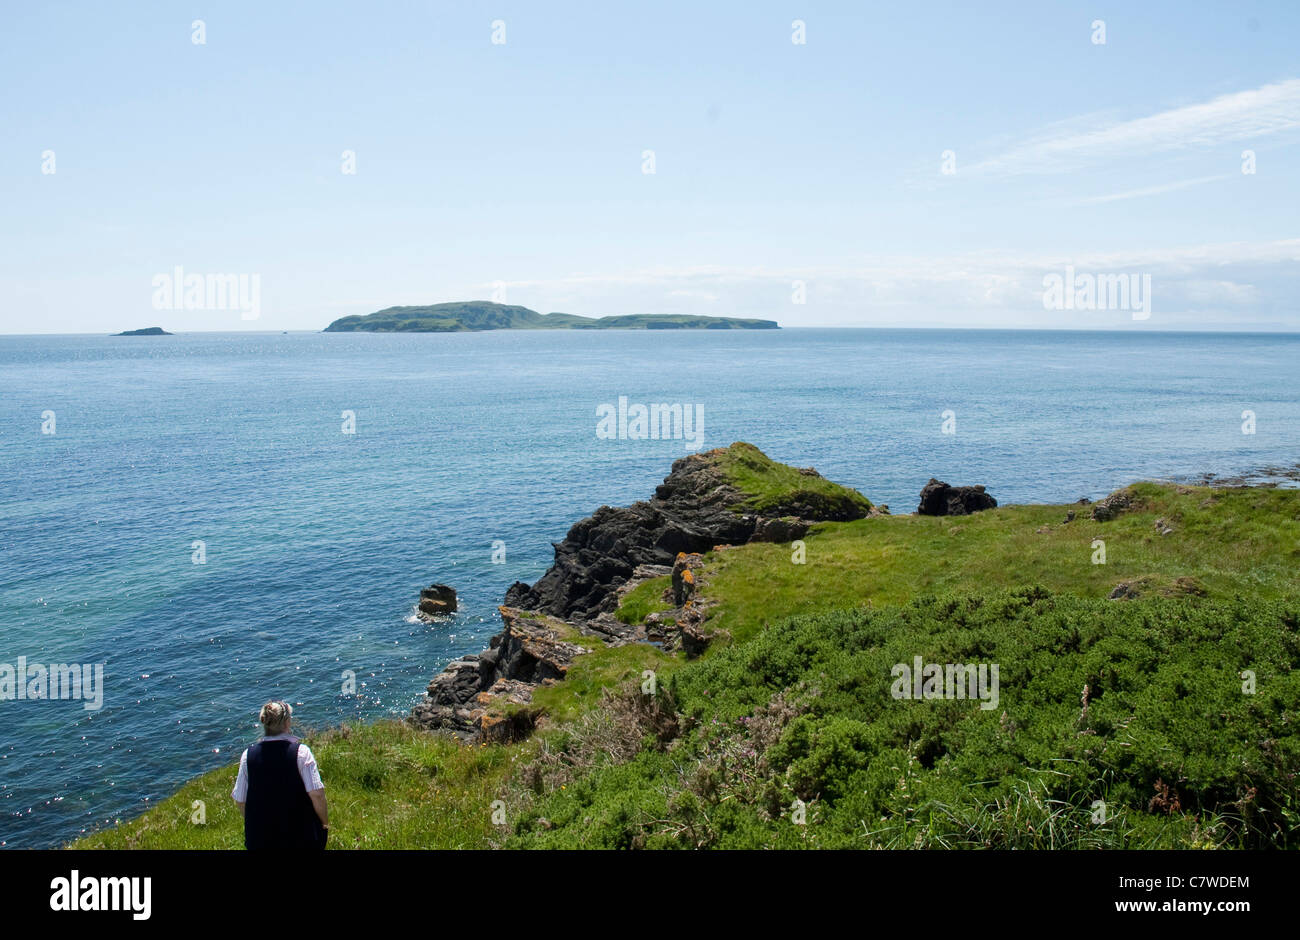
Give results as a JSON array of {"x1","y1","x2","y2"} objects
[{"x1": 682, "y1": 569, "x2": 695, "y2": 585}]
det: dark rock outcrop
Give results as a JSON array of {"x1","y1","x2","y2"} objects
[
  {"x1": 409, "y1": 607, "x2": 587, "y2": 741},
  {"x1": 1091, "y1": 488, "x2": 1137, "y2": 521},
  {"x1": 749, "y1": 517, "x2": 811, "y2": 543},
  {"x1": 504, "y1": 447, "x2": 868, "y2": 620},
  {"x1": 916, "y1": 478, "x2": 997, "y2": 516},
  {"x1": 679, "y1": 614, "x2": 712, "y2": 659},
  {"x1": 417, "y1": 583, "x2": 457, "y2": 619},
  {"x1": 633, "y1": 552, "x2": 725, "y2": 657},
  {"x1": 671, "y1": 551, "x2": 702, "y2": 607}
]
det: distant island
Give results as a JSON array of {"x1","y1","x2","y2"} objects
[
  {"x1": 323, "y1": 301, "x2": 779, "y2": 332},
  {"x1": 114, "y1": 327, "x2": 172, "y2": 336}
]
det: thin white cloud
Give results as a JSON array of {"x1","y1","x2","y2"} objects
[
  {"x1": 966, "y1": 79, "x2": 1300, "y2": 177},
  {"x1": 481, "y1": 240, "x2": 1300, "y2": 329},
  {"x1": 500, "y1": 240, "x2": 1300, "y2": 289},
  {"x1": 1070, "y1": 173, "x2": 1230, "y2": 205}
]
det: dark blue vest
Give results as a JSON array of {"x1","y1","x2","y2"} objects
[{"x1": 244, "y1": 738, "x2": 323, "y2": 850}]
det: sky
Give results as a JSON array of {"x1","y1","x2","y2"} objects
[{"x1": 1, "y1": 0, "x2": 1298, "y2": 333}]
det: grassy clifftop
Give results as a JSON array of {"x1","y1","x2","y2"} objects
[
  {"x1": 74, "y1": 467, "x2": 1300, "y2": 850},
  {"x1": 704, "y1": 481, "x2": 1300, "y2": 642},
  {"x1": 712, "y1": 441, "x2": 873, "y2": 516}
]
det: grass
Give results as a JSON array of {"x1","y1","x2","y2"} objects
[
  {"x1": 509, "y1": 591, "x2": 1300, "y2": 849},
  {"x1": 74, "y1": 721, "x2": 519, "y2": 849},
  {"x1": 528, "y1": 618, "x2": 681, "y2": 724},
  {"x1": 712, "y1": 442, "x2": 872, "y2": 515},
  {"x1": 614, "y1": 575, "x2": 674, "y2": 625},
  {"x1": 700, "y1": 482, "x2": 1300, "y2": 644},
  {"x1": 74, "y1": 474, "x2": 1300, "y2": 850}
]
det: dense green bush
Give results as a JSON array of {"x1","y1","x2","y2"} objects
[{"x1": 510, "y1": 589, "x2": 1300, "y2": 849}]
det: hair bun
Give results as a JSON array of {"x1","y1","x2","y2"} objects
[{"x1": 258, "y1": 700, "x2": 293, "y2": 732}]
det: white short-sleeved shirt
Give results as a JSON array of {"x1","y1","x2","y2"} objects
[{"x1": 231, "y1": 733, "x2": 324, "y2": 802}]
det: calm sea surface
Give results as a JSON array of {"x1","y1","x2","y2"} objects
[{"x1": 2, "y1": 328, "x2": 1297, "y2": 847}]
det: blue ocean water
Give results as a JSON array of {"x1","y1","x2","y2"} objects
[{"x1": 1, "y1": 328, "x2": 1297, "y2": 848}]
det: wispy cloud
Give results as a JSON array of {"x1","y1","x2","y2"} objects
[
  {"x1": 1070, "y1": 173, "x2": 1231, "y2": 205},
  {"x1": 483, "y1": 240, "x2": 1300, "y2": 329},
  {"x1": 966, "y1": 79, "x2": 1300, "y2": 177}
]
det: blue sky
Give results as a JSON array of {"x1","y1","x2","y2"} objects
[{"x1": 2, "y1": 0, "x2": 1298, "y2": 332}]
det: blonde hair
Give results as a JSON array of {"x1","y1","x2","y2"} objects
[{"x1": 259, "y1": 700, "x2": 292, "y2": 735}]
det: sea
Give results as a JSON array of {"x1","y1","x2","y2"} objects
[{"x1": 2, "y1": 327, "x2": 1297, "y2": 848}]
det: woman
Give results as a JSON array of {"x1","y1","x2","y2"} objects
[{"x1": 231, "y1": 701, "x2": 329, "y2": 849}]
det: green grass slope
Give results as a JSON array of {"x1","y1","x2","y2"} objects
[
  {"x1": 704, "y1": 482, "x2": 1300, "y2": 643},
  {"x1": 74, "y1": 475, "x2": 1300, "y2": 850},
  {"x1": 75, "y1": 721, "x2": 518, "y2": 849}
]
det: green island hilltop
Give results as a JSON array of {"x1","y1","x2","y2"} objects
[
  {"x1": 323, "y1": 301, "x2": 779, "y2": 332},
  {"x1": 77, "y1": 443, "x2": 1300, "y2": 850}
]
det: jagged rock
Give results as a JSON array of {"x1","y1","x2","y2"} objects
[
  {"x1": 680, "y1": 618, "x2": 711, "y2": 658},
  {"x1": 504, "y1": 445, "x2": 868, "y2": 620},
  {"x1": 1091, "y1": 488, "x2": 1136, "y2": 522},
  {"x1": 665, "y1": 598, "x2": 715, "y2": 658},
  {"x1": 504, "y1": 580, "x2": 532, "y2": 604},
  {"x1": 417, "y1": 583, "x2": 457, "y2": 618},
  {"x1": 750, "y1": 517, "x2": 811, "y2": 543},
  {"x1": 1109, "y1": 581, "x2": 1140, "y2": 600},
  {"x1": 916, "y1": 478, "x2": 997, "y2": 516},
  {"x1": 409, "y1": 607, "x2": 587, "y2": 741},
  {"x1": 671, "y1": 552, "x2": 703, "y2": 606},
  {"x1": 488, "y1": 608, "x2": 586, "y2": 683}
]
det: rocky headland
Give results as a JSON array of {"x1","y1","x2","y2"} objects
[{"x1": 409, "y1": 442, "x2": 874, "y2": 741}]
